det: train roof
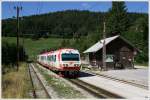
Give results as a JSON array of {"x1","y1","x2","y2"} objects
[{"x1": 38, "y1": 48, "x2": 78, "y2": 56}]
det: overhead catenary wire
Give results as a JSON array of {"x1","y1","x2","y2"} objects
[
  {"x1": 39, "y1": 2, "x2": 44, "y2": 14},
  {"x1": 8, "y1": 3, "x2": 15, "y2": 18},
  {"x1": 32, "y1": 2, "x2": 41, "y2": 35}
]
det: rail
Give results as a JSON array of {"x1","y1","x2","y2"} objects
[
  {"x1": 28, "y1": 63, "x2": 51, "y2": 98},
  {"x1": 35, "y1": 63, "x2": 123, "y2": 98},
  {"x1": 68, "y1": 78, "x2": 123, "y2": 98}
]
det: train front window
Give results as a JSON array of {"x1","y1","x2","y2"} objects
[{"x1": 62, "y1": 53, "x2": 79, "y2": 61}]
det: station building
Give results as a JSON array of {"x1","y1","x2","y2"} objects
[{"x1": 83, "y1": 35, "x2": 140, "y2": 69}]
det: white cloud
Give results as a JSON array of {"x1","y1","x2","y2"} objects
[{"x1": 81, "y1": 3, "x2": 91, "y2": 9}]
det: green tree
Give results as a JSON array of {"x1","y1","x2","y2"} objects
[
  {"x1": 3, "y1": 10, "x2": 147, "y2": 38},
  {"x1": 59, "y1": 39, "x2": 71, "y2": 48},
  {"x1": 2, "y1": 41, "x2": 28, "y2": 73},
  {"x1": 122, "y1": 15, "x2": 148, "y2": 64},
  {"x1": 106, "y1": 1, "x2": 129, "y2": 36}
]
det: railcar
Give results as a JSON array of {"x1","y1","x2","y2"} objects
[{"x1": 37, "y1": 48, "x2": 81, "y2": 77}]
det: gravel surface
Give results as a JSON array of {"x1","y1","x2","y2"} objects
[
  {"x1": 36, "y1": 63, "x2": 96, "y2": 98},
  {"x1": 31, "y1": 64, "x2": 58, "y2": 98},
  {"x1": 100, "y1": 67, "x2": 148, "y2": 87},
  {"x1": 29, "y1": 65, "x2": 48, "y2": 98}
]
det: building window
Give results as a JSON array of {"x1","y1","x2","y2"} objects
[{"x1": 106, "y1": 54, "x2": 114, "y2": 62}]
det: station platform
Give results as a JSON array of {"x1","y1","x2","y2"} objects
[{"x1": 78, "y1": 73, "x2": 149, "y2": 99}]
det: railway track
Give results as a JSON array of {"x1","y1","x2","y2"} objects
[
  {"x1": 34, "y1": 63, "x2": 147, "y2": 98},
  {"x1": 28, "y1": 63, "x2": 51, "y2": 98},
  {"x1": 35, "y1": 63, "x2": 123, "y2": 98},
  {"x1": 82, "y1": 70, "x2": 148, "y2": 89},
  {"x1": 68, "y1": 78, "x2": 123, "y2": 98}
]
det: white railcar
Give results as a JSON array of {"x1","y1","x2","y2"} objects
[{"x1": 37, "y1": 48, "x2": 81, "y2": 77}]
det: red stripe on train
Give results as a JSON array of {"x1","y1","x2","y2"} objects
[{"x1": 38, "y1": 61, "x2": 80, "y2": 71}]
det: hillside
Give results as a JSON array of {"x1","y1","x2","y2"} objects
[
  {"x1": 2, "y1": 10, "x2": 148, "y2": 64},
  {"x1": 2, "y1": 10, "x2": 148, "y2": 38},
  {"x1": 2, "y1": 37, "x2": 63, "y2": 60}
]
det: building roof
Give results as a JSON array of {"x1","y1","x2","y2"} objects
[{"x1": 83, "y1": 35, "x2": 140, "y2": 53}]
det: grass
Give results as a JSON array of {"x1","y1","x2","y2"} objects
[
  {"x1": 36, "y1": 64, "x2": 85, "y2": 98},
  {"x1": 135, "y1": 62, "x2": 148, "y2": 67},
  {"x1": 2, "y1": 63, "x2": 32, "y2": 98},
  {"x1": 2, "y1": 37, "x2": 63, "y2": 60}
]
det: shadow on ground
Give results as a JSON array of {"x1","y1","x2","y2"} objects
[{"x1": 78, "y1": 71, "x2": 95, "y2": 78}]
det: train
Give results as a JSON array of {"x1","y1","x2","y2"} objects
[{"x1": 37, "y1": 48, "x2": 81, "y2": 77}]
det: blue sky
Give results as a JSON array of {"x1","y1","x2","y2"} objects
[{"x1": 2, "y1": 1, "x2": 148, "y2": 19}]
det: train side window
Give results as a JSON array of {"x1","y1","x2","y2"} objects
[
  {"x1": 51, "y1": 55, "x2": 52, "y2": 61},
  {"x1": 50, "y1": 55, "x2": 52, "y2": 61},
  {"x1": 42, "y1": 56, "x2": 45, "y2": 61},
  {"x1": 51, "y1": 55, "x2": 53, "y2": 61},
  {"x1": 43, "y1": 56, "x2": 44, "y2": 60},
  {"x1": 54, "y1": 55, "x2": 56, "y2": 62},
  {"x1": 47, "y1": 56, "x2": 49, "y2": 61},
  {"x1": 47, "y1": 55, "x2": 56, "y2": 62},
  {"x1": 48, "y1": 56, "x2": 51, "y2": 61},
  {"x1": 42, "y1": 56, "x2": 44, "y2": 60},
  {"x1": 52, "y1": 55, "x2": 54, "y2": 61},
  {"x1": 48, "y1": 56, "x2": 50, "y2": 61}
]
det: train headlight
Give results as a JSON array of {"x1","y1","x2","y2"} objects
[
  {"x1": 66, "y1": 64, "x2": 68, "y2": 67},
  {"x1": 63, "y1": 64, "x2": 68, "y2": 67},
  {"x1": 74, "y1": 64, "x2": 79, "y2": 67}
]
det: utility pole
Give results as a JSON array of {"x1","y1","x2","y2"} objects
[
  {"x1": 14, "y1": 6, "x2": 22, "y2": 71},
  {"x1": 21, "y1": 17, "x2": 25, "y2": 63},
  {"x1": 102, "y1": 22, "x2": 106, "y2": 70}
]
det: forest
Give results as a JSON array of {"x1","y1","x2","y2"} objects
[{"x1": 2, "y1": 2, "x2": 148, "y2": 65}]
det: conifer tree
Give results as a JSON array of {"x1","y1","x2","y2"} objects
[{"x1": 106, "y1": 1, "x2": 129, "y2": 36}]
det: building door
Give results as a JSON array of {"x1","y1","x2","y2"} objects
[
  {"x1": 119, "y1": 47, "x2": 133, "y2": 68},
  {"x1": 89, "y1": 53, "x2": 97, "y2": 66}
]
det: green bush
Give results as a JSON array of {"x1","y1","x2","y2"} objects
[{"x1": 2, "y1": 41, "x2": 28, "y2": 65}]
